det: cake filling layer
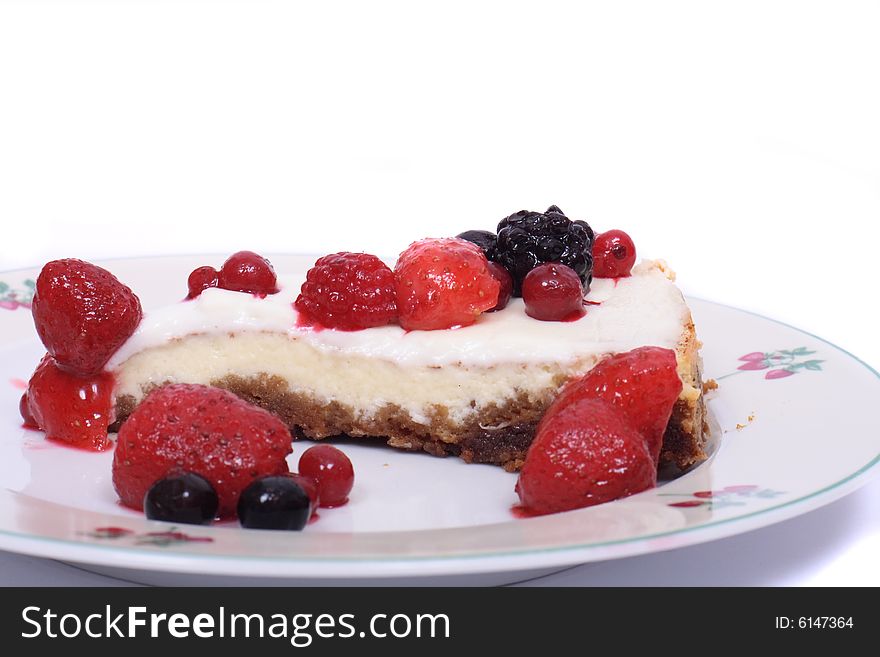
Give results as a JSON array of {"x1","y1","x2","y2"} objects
[{"x1": 114, "y1": 331, "x2": 588, "y2": 426}]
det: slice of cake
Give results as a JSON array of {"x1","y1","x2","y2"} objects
[
  {"x1": 107, "y1": 258, "x2": 706, "y2": 472},
  {"x1": 22, "y1": 206, "x2": 709, "y2": 477}
]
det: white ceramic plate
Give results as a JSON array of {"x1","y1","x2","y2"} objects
[{"x1": 1, "y1": 255, "x2": 878, "y2": 585}]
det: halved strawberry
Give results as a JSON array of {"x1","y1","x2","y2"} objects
[
  {"x1": 516, "y1": 397, "x2": 656, "y2": 514},
  {"x1": 394, "y1": 238, "x2": 500, "y2": 330},
  {"x1": 547, "y1": 346, "x2": 682, "y2": 464},
  {"x1": 26, "y1": 354, "x2": 114, "y2": 450}
]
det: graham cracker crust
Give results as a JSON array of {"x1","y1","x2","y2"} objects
[{"x1": 113, "y1": 367, "x2": 709, "y2": 473}]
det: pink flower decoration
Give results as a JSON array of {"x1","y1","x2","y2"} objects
[
  {"x1": 0, "y1": 300, "x2": 19, "y2": 310},
  {"x1": 723, "y1": 485, "x2": 759, "y2": 493},
  {"x1": 93, "y1": 527, "x2": 133, "y2": 538},
  {"x1": 738, "y1": 352, "x2": 765, "y2": 361},
  {"x1": 765, "y1": 369, "x2": 794, "y2": 379},
  {"x1": 738, "y1": 361, "x2": 768, "y2": 371}
]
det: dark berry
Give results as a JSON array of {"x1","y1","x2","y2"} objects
[
  {"x1": 19, "y1": 391, "x2": 39, "y2": 429},
  {"x1": 218, "y1": 251, "x2": 278, "y2": 296},
  {"x1": 495, "y1": 206, "x2": 594, "y2": 296},
  {"x1": 522, "y1": 263, "x2": 585, "y2": 321},
  {"x1": 456, "y1": 230, "x2": 498, "y2": 260},
  {"x1": 295, "y1": 252, "x2": 397, "y2": 330},
  {"x1": 592, "y1": 230, "x2": 637, "y2": 278},
  {"x1": 486, "y1": 262, "x2": 513, "y2": 312},
  {"x1": 298, "y1": 445, "x2": 354, "y2": 508},
  {"x1": 144, "y1": 472, "x2": 219, "y2": 526},
  {"x1": 237, "y1": 476, "x2": 312, "y2": 531},
  {"x1": 186, "y1": 266, "x2": 219, "y2": 299}
]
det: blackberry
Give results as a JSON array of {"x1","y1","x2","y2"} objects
[
  {"x1": 456, "y1": 230, "x2": 498, "y2": 260},
  {"x1": 495, "y1": 205, "x2": 594, "y2": 296}
]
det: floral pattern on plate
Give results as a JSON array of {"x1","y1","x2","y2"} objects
[
  {"x1": 718, "y1": 347, "x2": 823, "y2": 381},
  {"x1": 84, "y1": 526, "x2": 213, "y2": 547},
  {"x1": 0, "y1": 279, "x2": 35, "y2": 311},
  {"x1": 663, "y1": 485, "x2": 785, "y2": 509}
]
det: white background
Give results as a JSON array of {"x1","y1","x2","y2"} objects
[{"x1": 0, "y1": 1, "x2": 878, "y2": 585}]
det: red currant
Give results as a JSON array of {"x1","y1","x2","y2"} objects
[
  {"x1": 521, "y1": 263, "x2": 585, "y2": 321},
  {"x1": 298, "y1": 445, "x2": 354, "y2": 508},
  {"x1": 218, "y1": 251, "x2": 278, "y2": 296},
  {"x1": 592, "y1": 229, "x2": 636, "y2": 278},
  {"x1": 186, "y1": 266, "x2": 219, "y2": 299},
  {"x1": 287, "y1": 473, "x2": 320, "y2": 512},
  {"x1": 486, "y1": 262, "x2": 513, "y2": 312},
  {"x1": 19, "y1": 391, "x2": 39, "y2": 429}
]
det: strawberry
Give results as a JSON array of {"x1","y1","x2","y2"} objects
[
  {"x1": 26, "y1": 354, "x2": 114, "y2": 450},
  {"x1": 516, "y1": 397, "x2": 656, "y2": 514},
  {"x1": 31, "y1": 259, "x2": 143, "y2": 376},
  {"x1": 394, "y1": 238, "x2": 500, "y2": 330},
  {"x1": 548, "y1": 346, "x2": 682, "y2": 464},
  {"x1": 112, "y1": 384, "x2": 293, "y2": 518}
]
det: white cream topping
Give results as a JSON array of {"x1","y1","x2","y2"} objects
[{"x1": 108, "y1": 259, "x2": 689, "y2": 371}]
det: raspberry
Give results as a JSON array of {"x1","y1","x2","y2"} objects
[
  {"x1": 186, "y1": 265, "x2": 219, "y2": 299},
  {"x1": 495, "y1": 205, "x2": 594, "y2": 296},
  {"x1": 31, "y1": 259, "x2": 143, "y2": 376},
  {"x1": 218, "y1": 251, "x2": 278, "y2": 296},
  {"x1": 549, "y1": 347, "x2": 682, "y2": 464},
  {"x1": 295, "y1": 252, "x2": 398, "y2": 330},
  {"x1": 26, "y1": 354, "x2": 114, "y2": 450},
  {"x1": 112, "y1": 384, "x2": 293, "y2": 518},
  {"x1": 521, "y1": 263, "x2": 585, "y2": 321},
  {"x1": 516, "y1": 397, "x2": 656, "y2": 514},
  {"x1": 394, "y1": 238, "x2": 500, "y2": 331},
  {"x1": 592, "y1": 229, "x2": 637, "y2": 278}
]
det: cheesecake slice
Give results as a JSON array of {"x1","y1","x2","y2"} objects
[{"x1": 107, "y1": 258, "x2": 707, "y2": 472}]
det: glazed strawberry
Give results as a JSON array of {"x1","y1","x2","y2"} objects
[
  {"x1": 26, "y1": 354, "x2": 114, "y2": 450},
  {"x1": 295, "y1": 252, "x2": 398, "y2": 330},
  {"x1": 516, "y1": 397, "x2": 656, "y2": 514},
  {"x1": 394, "y1": 238, "x2": 500, "y2": 330},
  {"x1": 549, "y1": 346, "x2": 682, "y2": 464},
  {"x1": 31, "y1": 259, "x2": 143, "y2": 376},
  {"x1": 218, "y1": 251, "x2": 278, "y2": 296},
  {"x1": 19, "y1": 392, "x2": 39, "y2": 429},
  {"x1": 112, "y1": 384, "x2": 293, "y2": 518}
]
